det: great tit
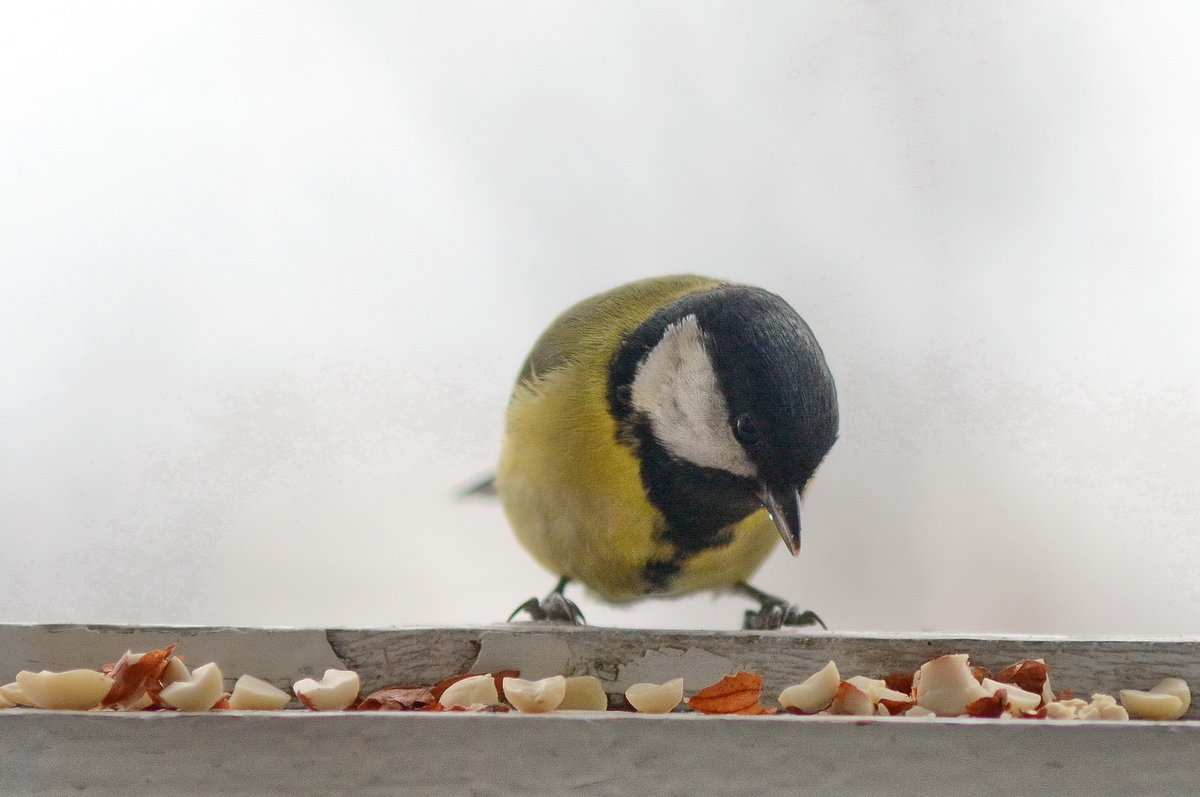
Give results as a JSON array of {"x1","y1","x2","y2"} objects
[{"x1": 495, "y1": 275, "x2": 839, "y2": 629}]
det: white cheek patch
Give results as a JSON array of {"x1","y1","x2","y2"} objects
[{"x1": 629, "y1": 314, "x2": 757, "y2": 478}]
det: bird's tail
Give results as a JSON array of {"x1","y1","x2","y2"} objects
[{"x1": 458, "y1": 473, "x2": 498, "y2": 498}]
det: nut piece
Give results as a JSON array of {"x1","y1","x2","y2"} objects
[
  {"x1": 1077, "y1": 693, "x2": 1129, "y2": 721},
  {"x1": 914, "y1": 654, "x2": 989, "y2": 716},
  {"x1": 826, "y1": 681, "x2": 875, "y2": 716},
  {"x1": 982, "y1": 678, "x2": 1042, "y2": 715},
  {"x1": 228, "y1": 675, "x2": 292, "y2": 711},
  {"x1": 503, "y1": 676, "x2": 567, "y2": 713},
  {"x1": 159, "y1": 662, "x2": 225, "y2": 712},
  {"x1": 903, "y1": 705, "x2": 937, "y2": 718},
  {"x1": 625, "y1": 678, "x2": 684, "y2": 714},
  {"x1": 686, "y1": 671, "x2": 768, "y2": 715},
  {"x1": 1, "y1": 682, "x2": 30, "y2": 707},
  {"x1": 160, "y1": 657, "x2": 190, "y2": 686},
  {"x1": 778, "y1": 661, "x2": 840, "y2": 714},
  {"x1": 1044, "y1": 700, "x2": 1080, "y2": 720},
  {"x1": 293, "y1": 669, "x2": 361, "y2": 711},
  {"x1": 438, "y1": 674, "x2": 500, "y2": 709},
  {"x1": 1150, "y1": 677, "x2": 1190, "y2": 714},
  {"x1": 844, "y1": 675, "x2": 911, "y2": 706},
  {"x1": 558, "y1": 676, "x2": 608, "y2": 711},
  {"x1": 15, "y1": 669, "x2": 115, "y2": 711},
  {"x1": 1119, "y1": 689, "x2": 1186, "y2": 721}
]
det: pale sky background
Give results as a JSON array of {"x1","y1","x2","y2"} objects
[{"x1": 2, "y1": 2, "x2": 1199, "y2": 634}]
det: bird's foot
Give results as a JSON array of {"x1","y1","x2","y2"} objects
[
  {"x1": 507, "y1": 577, "x2": 586, "y2": 625},
  {"x1": 737, "y1": 582, "x2": 827, "y2": 631}
]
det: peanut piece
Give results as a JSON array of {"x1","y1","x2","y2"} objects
[
  {"x1": 503, "y1": 676, "x2": 567, "y2": 713},
  {"x1": 625, "y1": 678, "x2": 684, "y2": 713},
  {"x1": 15, "y1": 669, "x2": 114, "y2": 711}
]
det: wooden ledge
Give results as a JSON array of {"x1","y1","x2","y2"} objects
[{"x1": 3, "y1": 624, "x2": 1199, "y2": 796}]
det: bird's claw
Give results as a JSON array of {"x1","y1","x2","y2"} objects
[
  {"x1": 508, "y1": 591, "x2": 586, "y2": 625},
  {"x1": 743, "y1": 601, "x2": 826, "y2": 631}
]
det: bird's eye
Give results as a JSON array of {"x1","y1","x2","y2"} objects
[{"x1": 733, "y1": 414, "x2": 760, "y2": 445}]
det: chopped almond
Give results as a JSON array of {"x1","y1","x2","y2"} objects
[
  {"x1": 965, "y1": 690, "x2": 1006, "y2": 718},
  {"x1": 884, "y1": 672, "x2": 915, "y2": 697},
  {"x1": 625, "y1": 679, "x2": 684, "y2": 714},
  {"x1": 778, "y1": 661, "x2": 840, "y2": 714},
  {"x1": 102, "y1": 645, "x2": 177, "y2": 708},
  {"x1": 993, "y1": 659, "x2": 1049, "y2": 704},
  {"x1": 687, "y1": 671, "x2": 768, "y2": 715},
  {"x1": 826, "y1": 681, "x2": 874, "y2": 716},
  {"x1": 355, "y1": 686, "x2": 437, "y2": 711}
]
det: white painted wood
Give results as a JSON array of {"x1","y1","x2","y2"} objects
[
  {"x1": 3, "y1": 624, "x2": 1199, "y2": 796},
  {"x1": 5, "y1": 710, "x2": 1200, "y2": 797}
]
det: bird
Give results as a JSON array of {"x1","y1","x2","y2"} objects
[{"x1": 493, "y1": 274, "x2": 839, "y2": 630}]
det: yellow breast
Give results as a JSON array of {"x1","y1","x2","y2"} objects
[{"x1": 497, "y1": 361, "x2": 779, "y2": 603}]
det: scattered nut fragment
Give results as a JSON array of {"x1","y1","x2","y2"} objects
[
  {"x1": 994, "y1": 659, "x2": 1053, "y2": 706},
  {"x1": 355, "y1": 686, "x2": 436, "y2": 711},
  {"x1": 778, "y1": 661, "x2": 840, "y2": 714},
  {"x1": 1120, "y1": 689, "x2": 1185, "y2": 721},
  {"x1": 884, "y1": 672, "x2": 915, "y2": 696},
  {"x1": 826, "y1": 681, "x2": 874, "y2": 716},
  {"x1": 503, "y1": 676, "x2": 567, "y2": 713},
  {"x1": 964, "y1": 690, "x2": 1007, "y2": 719},
  {"x1": 103, "y1": 646, "x2": 177, "y2": 708},
  {"x1": 0, "y1": 682, "x2": 29, "y2": 707},
  {"x1": 913, "y1": 654, "x2": 989, "y2": 716},
  {"x1": 981, "y1": 678, "x2": 1042, "y2": 715},
  {"x1": 687, "y1": 671, "x2": 769, "y2": 715},
  {"x1": 625, "y1": 678, "x2": 684, "y2": 714},
  {"x1": 438, "y1": 674, "x2": 500, "y2": 710},
  {"x1": 844, "y1": 675, "x2": 910, "y2": 706},
  {"x1": 1150, "y1": 677, "x2": 1191, "y2": 714},
  {"x1": 15, "y1": 669, "x2": 115, "y2": 711},
  {"x1": 1118, "y1": 677, "x2": 1191, "y2": 721},
  {"x1": 228, "y1": 675, "x2": 292, "y2": 711},
  {"x1": 558, "y1": 676, "x2": 608, "y2": 711},
  {"x1": 878, "y1": 698, "x2": 917, "y2": 716},
  {"x1": 159, "y1": 662, "x2": 225, "y2": 712},
  {"x1": 1044, "y1": 700, "x2": 1080, "y2": 720},
  {"x1": 1076, "y1": 694, "x2": 1128, "y2": 721},
  {"x1": 903, "y1": 705, "x2": 937, "y2": 718},
  {"x1": 160, "y1": 657, "x2": 191, "y2": 686},
  {"x1": 293, "y1": 669, "x2": 361, "y2": 711}
]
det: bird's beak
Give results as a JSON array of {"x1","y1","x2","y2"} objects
[{"x1": 757, "y1": 483, "x2": 802, "y2": 556}]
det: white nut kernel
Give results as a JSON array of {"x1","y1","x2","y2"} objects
[
  {"x1": 160, "y1": 657, "x2": 191, "y2": 686},
  {"x1": 159, "y1": 662, "x2": 225, "y2": 712},
  {"x1": 1150, "y1": 677, "x2": 1190, "y2": 714},
  {"x1": 229, "y1": 675, "x2": 292, "y2": 710},
  {"x1": 826, "y1": 682, "x2": 875, "y2": 716},
  {"x1": 0, "y1": 682, "x2": 29, "y2": 706},
  {"x1": 293, "y1": 669, "x2": 361, "y2": 711},
  {"x1": 1044, "y1": 701, "x2": 1078, "y2": 720},
  {"x1": 625, "y1": 678, "x2": 684, "y2": 713},
  {"x1": 845, "y1": 676, "x2": 888, "y2": 704},
  {"x1": 914, "y1": 654, "x2": 989, "y2": 717},
  {"x1": 439, "y1": 674, "x2": 499, "y2": 709},
  {"x1": 778, "y1": 661, "x2": 840, "y2": 713},
  {"x1": 903, "y1": 705, "x2": 937, "y2": 718},
  {"x1": 503, "y1": 675, "x2": 567, "y2": 713},
  {"x1": 558, "y1": 676, "x2": 608, "y2": 711},
  {"x1": 15, "y1": 669, "x2": 114, "y2": 711},
  {"x1": 1119, "y1": 689, "x2": 1185, "y2": 720},
  {"x1": 982, "y1": 678, "x2": 1041, "y2": 715}
]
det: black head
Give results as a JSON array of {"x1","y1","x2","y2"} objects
[{"x1": 609, "y1": 284, "x2": 838, "y2": 555}]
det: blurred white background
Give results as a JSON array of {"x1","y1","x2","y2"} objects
[{"x1": 2, "y1": 2, "x2": 1198, "y2": 634}]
